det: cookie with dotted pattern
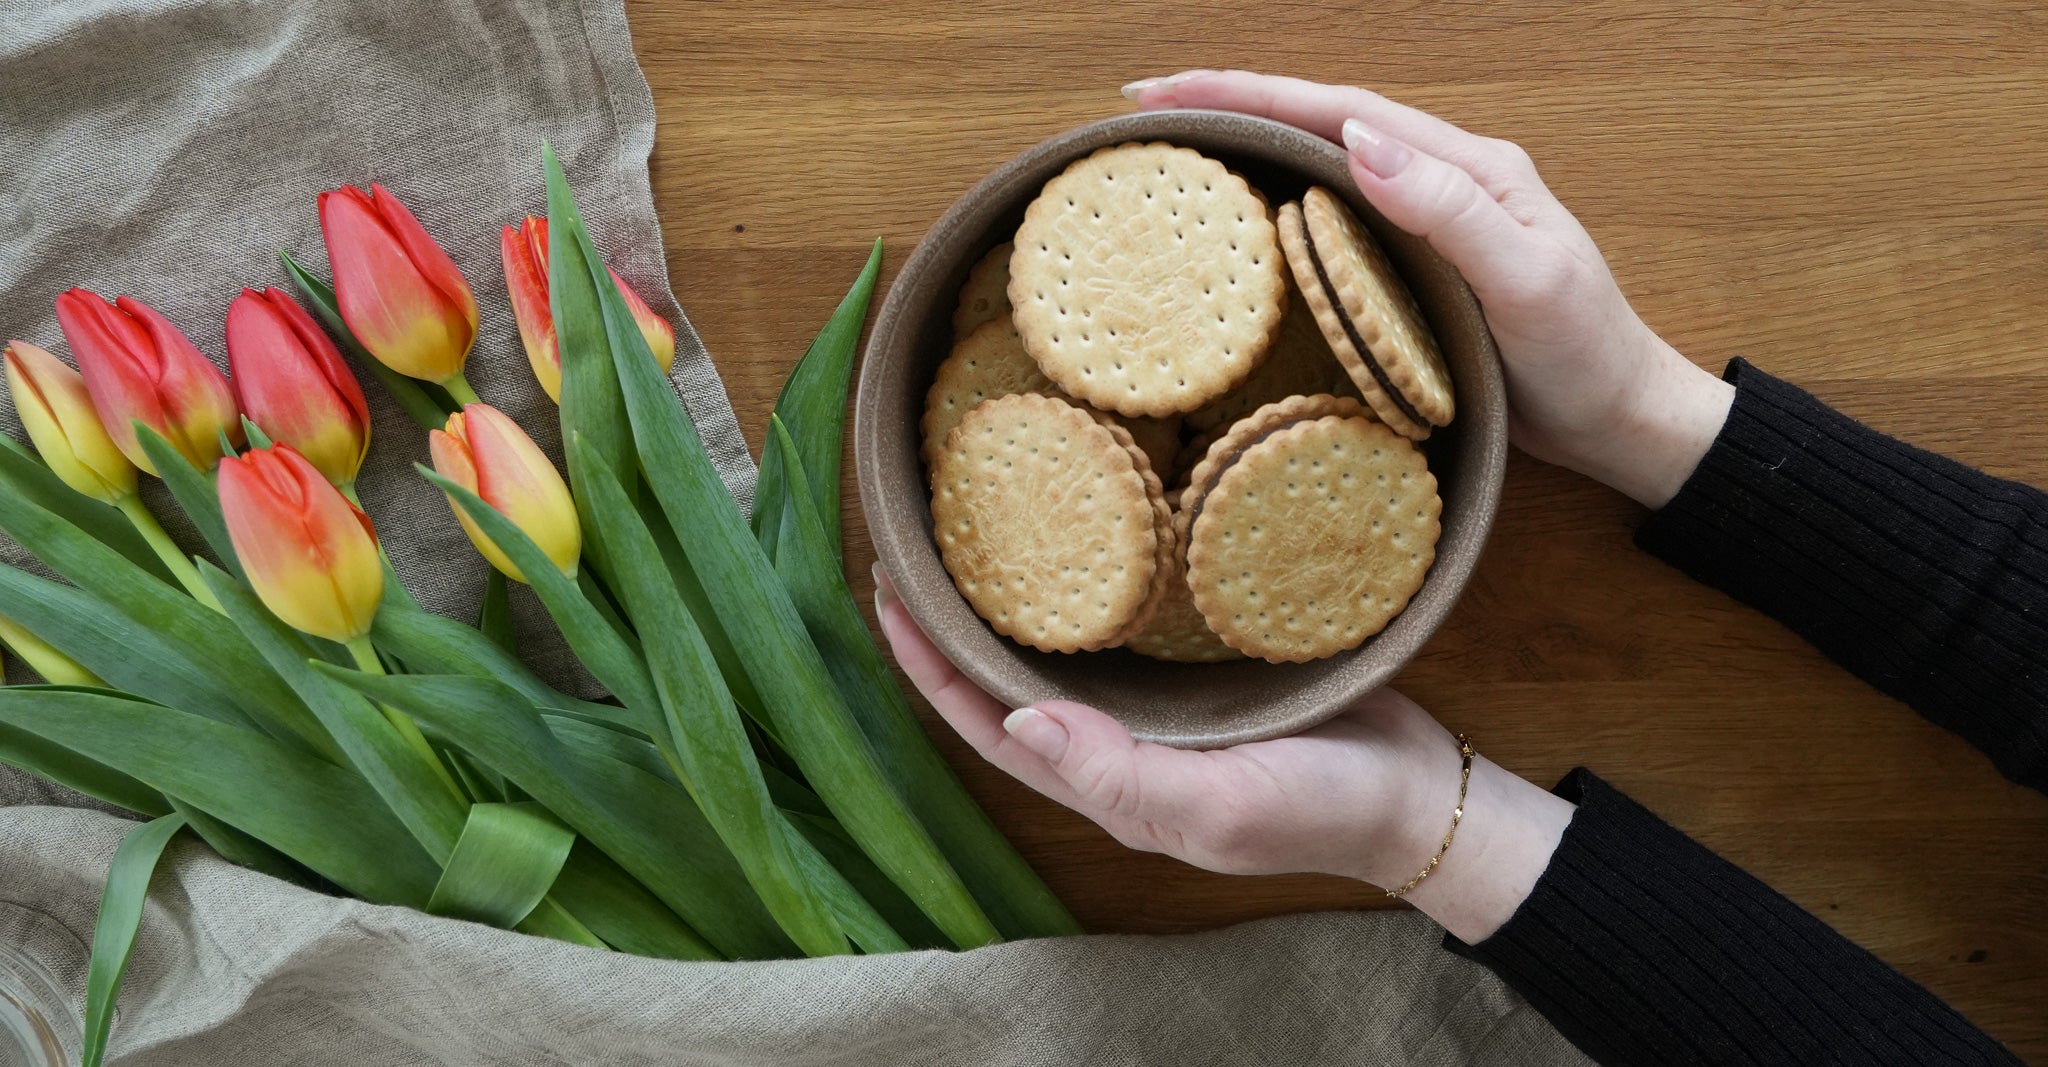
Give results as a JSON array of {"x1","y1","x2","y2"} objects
[
  {"x1": 952, "y1": 241, "x2": 1014, "y2": 339},
  {"x1": 921, "y1": 317, "x2": 1057, "y2": 472},
  {"x1": 1008, "y1": 142, "x2": 1285, "y2": 417},
  {"x1": 1279, "y1": 187, "x2": 1454, "y2": 439},
  {"x1": 929, "y1": 393, "x2": 1166, "y2": 653},
  {"x1": 1173, "y1": 393, "x2": 1371, "y2": 563},
  {"x1": 1184, "y1": 413, "x2": 1439, "y2": 663}
]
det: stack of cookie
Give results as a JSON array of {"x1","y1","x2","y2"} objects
[{"x1": 922, "y1": 142, "x2": 1452, "y2": 664}]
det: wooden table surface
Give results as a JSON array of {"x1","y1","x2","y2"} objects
[{"x1": 631, "y1": 2, "x2": 2048, "y2": 1056}]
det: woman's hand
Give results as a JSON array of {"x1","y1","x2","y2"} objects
[
  {"x1": 1124, "y1": 69, "x2": 1734, "y2": 508},
  {"x1": 876, "y1": 567, "x2": 1575, "y2": 943}
]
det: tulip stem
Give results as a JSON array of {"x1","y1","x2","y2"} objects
[
  {"x1": 116, "y1": 494, "x2": 224, "y2": 612},
  {"x1": 442, "y1": 374, "x2": 483, "y2": 408},
  {"x1": 345, "y1": 635, "x2": 466, "y2": 802}
]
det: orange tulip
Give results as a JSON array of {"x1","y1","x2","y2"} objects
[
  {"x1": 218, "y1": 444, "x2": 383, "y2": 642},
  {"x1": 429, "y1": 404, "x2": 580, "y2": 582},
  {"x1": 226, "y1": 288, "x2": 372, "y2": 486},
  {"x1": 501, "y1": 216, "x2": 676, "y2": 402},
  {"x1": 3, "y1": 340, "x2": 138, "y2": 503},
  {"x1": 53, "y1": 289, "x2": 241, "y2": 474},
  {"x1": 319, "y1": 183, "x2": 478, "y2": 385}
]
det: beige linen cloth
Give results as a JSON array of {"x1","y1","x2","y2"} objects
[{"x1": 0, "y1": 0, "x2": 1590, "y2": 1063}]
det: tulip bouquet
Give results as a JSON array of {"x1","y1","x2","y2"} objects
[{"x1": 0, "y1": 150, "x2": 1075, "y2": 1065}]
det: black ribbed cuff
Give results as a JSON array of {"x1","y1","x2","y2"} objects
[
  {"x1": 1447, "y1": 769, "x2": 2020, "y2": 1066},
  {"x1": 1635, "y1": 359, "x2": 2048, "y2": 792}
]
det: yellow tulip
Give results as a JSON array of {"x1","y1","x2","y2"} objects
[
  {"x1": 3, "y1": 340, "x2": 139, "y2": 503},
  {"x1": 429, "y1": 404, "x2": 580, "y2": 583},
  {"x1": 218, "y1": 444, "x2": 384, "y2": 642}
]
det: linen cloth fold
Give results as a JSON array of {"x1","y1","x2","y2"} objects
[{"x1": 0, "y1": 0, "x2": 1589, "y2": 1063}]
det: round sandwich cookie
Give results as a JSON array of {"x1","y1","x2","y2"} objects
[
  {"x1": 1185, "y1": 278, "x2": 1359, "y2": 433},
  {"x1": 1084, "y1": 408, "x2": 1177, "y2": 647},
  {"x1": 1174, "y1": 393, "x2": 1371, "y2": 560},
  {"x1": 920, "y1": 317, "x2": 1056, "y2": 472},
  {"x1": 1124, "y1": 558, "x2": 1245, "y2": 663},
  {"x1": 1279, "y1": 187, "x2": 1455, "y2": 439},
  {"x1": 952, "y1": 241, "x2": 1015, "y2": 340},
  {"x1": 1008, "y1": 142, "x2": 1286, "y2": 418},
  {"x1": 929, "y1": 393, "x2": 1168, "y2": 653},
  {"x1": 1184, "y1": 413, "x2": 1440, "y2": 663}
]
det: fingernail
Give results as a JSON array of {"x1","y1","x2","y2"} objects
[
  {"x1": 1120, "y1": 77, "x2": 1162, "y2": 100},
  {"x1": 1122, "y1": 69, "x2": 1217, "y2": 101},
  {"x1": 1342, "y1": 118, "x2": 1412, "y2": 179},
  {"x1": 1003, "y1": 707, "x2": 1069, "y2": 763},
  {"x1": 872, "y1": 561, "x2": 897, "y2": 614}
]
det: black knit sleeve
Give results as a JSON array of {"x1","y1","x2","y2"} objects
[
  {"x1": 1449, "y1": 770, "x2": 2024, "y2": 1066},
  {"x1": 1634, "y1": 358, "x2": 2048, "y2": 791}
]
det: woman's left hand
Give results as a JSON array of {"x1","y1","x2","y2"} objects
[{"x1": 874, "y1": 567, "x2": 1575, "y2": 942}]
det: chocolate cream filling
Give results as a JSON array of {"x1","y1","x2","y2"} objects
[{"x1": 1300, "y1": 221, "x2": 1430, "y2": 429}]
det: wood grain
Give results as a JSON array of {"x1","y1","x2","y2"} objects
[{"x1": 628, "y1": 2, "x2": 2048, "y2": 1056}]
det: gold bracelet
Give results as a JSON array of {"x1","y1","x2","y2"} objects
[{"x1": 1385, "y1": 733, "x2": 1475, "y2": 899}]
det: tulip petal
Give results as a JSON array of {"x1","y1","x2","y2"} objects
[
  {"x1": 55, "y1": 289, "x2": 167, "y2": 471},
  {"x1": 463, "y1": 405, "x2": 581, "y2": 578},
  {"x1": 220, "y1": 446, "x2": 383, "y2": 642},
  {"x1": 320, "y1": 187, "x2": 473, "y2": 383},
  {"x1": 502, "y1": 219, "x2": 561, "y2": 403},
  {"x1": 3, "y1": 341, "x2": 138, "y2": 503},
  {"x1": 610, "y1": 268, "x2": 677, "y2": 375},
  {"x1": 430, "y1": 421, "x2": 523, "y2": 582},
  {"x1": 369, "y1": 183, "x2": 479, "y2": 334},
  {"x1": 226, "y1": 289, "x2": 370, "y2": 485},
  {"x1": 114, "y1": 297, "x2": 239, "y2": 470}
]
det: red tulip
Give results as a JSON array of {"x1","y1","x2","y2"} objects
[
  {"x1": 501, "y1": 216, "x2": 677, "y2": 403},
  {"x1": 218, "y1": 444, "x2": 383, "y2": 642},
  {"x1": 319, "y1": 183, "x2": 478, "y2": 384},
  {"x1": 429, "y1": 404, "x2": 580, "y2": 582},
  {"x1": 53, "y1": 289, "x2": 241, "y2": 474},
  {"x1": 226, "y1": 288, "x2": 372, "y2": 486}
]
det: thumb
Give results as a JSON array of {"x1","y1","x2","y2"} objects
[
  {"x1": 1002, "y1": 701, "x2": 1218, "y2": 827},
  {"x1": 1337, "y1": 117, "x2": 1539, "y2": 302}
]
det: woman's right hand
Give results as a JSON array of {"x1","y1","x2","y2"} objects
[{"x1": 1123, "y1": 70, "x2": 1734, "y2": 508}]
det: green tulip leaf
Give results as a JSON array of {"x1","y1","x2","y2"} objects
[
  {"x1": 539, "y1": 845, "x2": 719, "y2": 961},
  {"x1": 0, "y1": 564, "x2": 267, "y2": 736},
  {"x1": 767, "y1": 417, "x2": 1079, "y2": 939},
  {"x1": 0, "y1": 480, "x2": 330, "y2": 757},
  {"x1": 542, "y1": 152, "x2": 998, "y2": 951},
  {"x1": 417, "y1": 467, "x2": 659, "y2": 715},
  {"x1": 544, "y1": 713, "x2": 907, "y2": 954},
  {"x1": 0, "y1": 688, "x2": 440, "y2": 907},
  {"x1": 758, "y1": 238, "x2": 881, "y2": 555},
  {"x1": 0, "y1": 436, "x2": 170, "y2": 582},
  {"x1": 202, "y1": 564, "x2": 466, "y2": 860},
  {"x1": 568, "y1": 431, "x2": 846, "y2": 957},
  {"x1": 134, "y1": 426, "x2": 243, "y2": 581},
  {"x1": 321, "y1": 667, "x2": 786, "y2": 960},
  {"x1": 81, "y1": 811, "x2": 186, "y2": 1067},
  {"x1": 424, "y1": 802, "x2": 575, "y2": 929},
  {"x1": 369, "y1": 600, "x2": 645, "y2": 736},
  {"x1": 0, "y1": 715, "x2": 170, "y2": 817}
]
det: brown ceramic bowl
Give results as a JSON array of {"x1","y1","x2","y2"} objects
[{"x1": 855, "y1": 110, "x2": 1507, "y2": 749}]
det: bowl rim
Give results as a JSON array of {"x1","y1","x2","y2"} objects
[{"x1": 855, "y1": 108, "x2": 1507, "y2": 748}]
